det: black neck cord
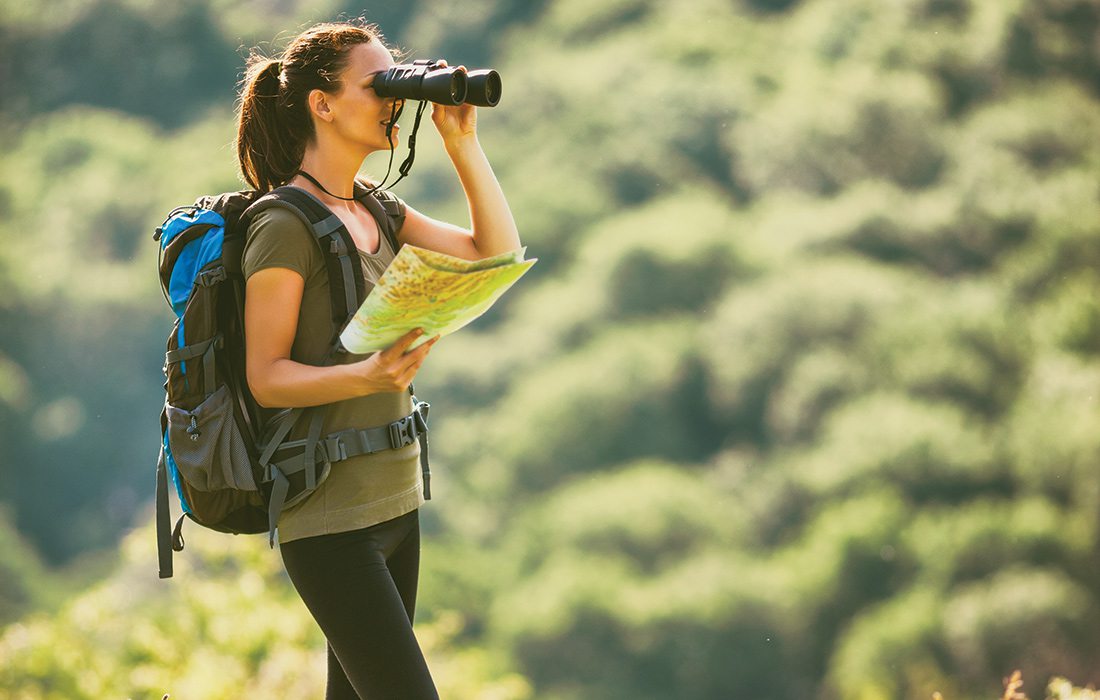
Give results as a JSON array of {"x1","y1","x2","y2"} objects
[
  {"x1": 295, "y1": 170, "x2": 358, "y2": 200},
  {"x1": 367, "y1": 96, "x2": 426, "y2": 192},
  {"x1": 361, "y1": 99, "x2": 404, "y2": 196},
  {"x1": 386, "y1": 101, "x2": 429, "y2": 190}
]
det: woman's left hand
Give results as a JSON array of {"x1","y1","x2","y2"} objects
[{"x1": 431, "y1": 61, "x2": 477, "y2": 146}]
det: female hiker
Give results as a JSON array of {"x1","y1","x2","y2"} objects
[{"x1": 236, "y1": 20, "x2": 520, "y2": 699}]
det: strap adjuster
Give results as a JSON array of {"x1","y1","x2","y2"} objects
[
  {"x1": 325, "y1": 436, "x2": 348, "y2": 462},
  {"x1": 413, "y1": 400, "x2": 429, "y2": 432}
]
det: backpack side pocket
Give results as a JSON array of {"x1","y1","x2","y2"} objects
[{"x1": 165, "y1": 385, "x2": 257, "y2": 492}]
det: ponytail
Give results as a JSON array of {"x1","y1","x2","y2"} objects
[
  {"x1": 236, "y1": 57, "x2": 304, "y2": 192},
  {"x1": 235, "y1": 21, "x2": 387, "y2": 193}
]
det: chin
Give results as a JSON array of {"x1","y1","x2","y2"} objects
[
  {"x1": 362, "y1": 137, "x2": 399, "y2": 155},
  {"x1": 378, "y1": 130, "x2": 400, "y2": 148}
]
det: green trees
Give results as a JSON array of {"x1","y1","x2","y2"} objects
[
  {"x1": 414, "y1": 0, "x2": 1100, "y2": 697},
  {"x1": 2, "y1": 0, "x2": 1100, "y2": 697}
]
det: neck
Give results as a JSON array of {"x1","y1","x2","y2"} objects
[{"x1": 295, "y1": 135, "x2": 367, "y2": 200}]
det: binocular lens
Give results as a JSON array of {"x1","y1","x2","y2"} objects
[{"x1": 465, "y1": 70, "x2": 502, "y2": 107}]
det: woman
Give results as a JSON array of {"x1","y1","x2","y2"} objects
[{"x1": 235, "y1": 20, "x2": 520, "y2": 699}]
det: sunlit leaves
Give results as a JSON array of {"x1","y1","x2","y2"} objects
[{"x1": 5, "y1": 0, "x2": 1100, "y2": 696}]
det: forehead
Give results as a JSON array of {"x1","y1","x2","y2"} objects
[{"x1": 344, "y1": 41, "x2": 395, "y2": 79}]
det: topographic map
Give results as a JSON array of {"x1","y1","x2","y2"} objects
[{"x1": 340, "y1": 245, "x2": 537, "y2": 353}]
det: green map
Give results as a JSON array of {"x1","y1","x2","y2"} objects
[{"x1": 340, "y1": 245, "x2": 537, "y2": 353}]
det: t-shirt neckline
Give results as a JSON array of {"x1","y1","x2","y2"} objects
[{"x1": 283, "y1": 183, "x2": 386, "y2": 258}]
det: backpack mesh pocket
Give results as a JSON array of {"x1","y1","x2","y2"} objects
[{"x1": 166, "y1": 385, "x2": 257, "y2": 492}]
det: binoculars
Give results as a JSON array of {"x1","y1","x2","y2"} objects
[{"x1": 373, "y1": 60, "x2": 502, "y2": 107}]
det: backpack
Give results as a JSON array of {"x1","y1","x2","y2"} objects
[{"x1": 153, "y1": 182, "x2": 430, "y2": 579}]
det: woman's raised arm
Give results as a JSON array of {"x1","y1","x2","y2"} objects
[{"x1": 396, "y1": 78, "x2": 521, "y2": 260}]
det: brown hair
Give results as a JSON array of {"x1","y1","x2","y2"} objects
[{"x1": 235, "y1": 21, "x2": 389, "y2": 192}]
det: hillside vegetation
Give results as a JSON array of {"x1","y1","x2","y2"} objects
[{"x1": 2, "y1": 0, "x2": 1100, "y2": 698}]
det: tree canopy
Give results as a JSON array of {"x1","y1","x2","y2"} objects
[{"x1": 2, "y1": 0, "x2": 1099, "y2": 697}]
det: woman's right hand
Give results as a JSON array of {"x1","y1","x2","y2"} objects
[{"x1": 353, "y1": 328, "x2": 439, "y2": 394}]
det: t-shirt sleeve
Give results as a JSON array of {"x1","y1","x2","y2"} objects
[{"x1": 242, "y1": 207, "x2": 320, "y2": 281}]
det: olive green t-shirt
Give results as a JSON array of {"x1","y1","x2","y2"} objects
[{"x1": 241, "y1": 199, "x2": 423, "y2": 544}]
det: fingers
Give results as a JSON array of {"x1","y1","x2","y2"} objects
[
  {"x1": 363, "y1": 333, "x2": 439, "y2": 393},
  {"x1": 435, "y1": 59, "x2": 466, "y2": 73},
  {"x1": 431, "y1": 102, "x2": 476, "y2": 134},
  {"x1": 397, "y1": 353, "x2": 430, "y2": 387},
  {"x1": 380, "y1": 328, "x2": 425, "y2": 361},
  {"x1": 389, "y1": 335, "x2": 438, "y2": 390},
  {"x1": 397, "y1": 335, "x2": 439, "y2": 374}
]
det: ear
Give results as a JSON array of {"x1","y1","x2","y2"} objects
[{"x1": 308, "y1": 89, "x2": 334, "y2": 123}]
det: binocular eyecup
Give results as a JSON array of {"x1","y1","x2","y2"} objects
[{"x1": 373, "y1": 60, "x2": 502, "y2": 107}]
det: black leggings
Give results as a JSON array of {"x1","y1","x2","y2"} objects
[{"x1": 279, "y1": 509, "x2": 439, "y2": 700}]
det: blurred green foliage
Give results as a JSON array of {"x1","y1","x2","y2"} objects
[
  {"x1": 2, "y1": 0, "x2": 1100, "y2": 697},
  {"x1": 0, "y1": 520, "x2": 531, "y2": 699}
]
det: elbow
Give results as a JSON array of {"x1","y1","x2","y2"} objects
[
  {"x1": 471, "y1": 239, "x2": 520, "y2": 261},
  {"x1": 248, "y1": 382, "x2": 275, "y2": 410},
  {"x1": 246, "y1": 366, "x2": 278, "y2": 409},
  {"x1": 252, "y1": 393, "x2": 277, "y2": 410}
]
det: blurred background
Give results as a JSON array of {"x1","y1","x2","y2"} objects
[{"x1": 2, "y1": 0, "x2": 1100, "y2": 698}]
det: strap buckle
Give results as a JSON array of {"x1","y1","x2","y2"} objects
[
  {"x1": 389, "y1": 415, "x2": 418, "y2": 449},
  {"x1": 261, "y1": 439, "x2": 331, "y2": 481},
  {"x1": 196, "y1": 265, "x2": 227, "y2": 287}
]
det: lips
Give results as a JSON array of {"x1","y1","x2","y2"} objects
[{"x1": 381, "y1": 100, "x2": 404, "y2": 131}]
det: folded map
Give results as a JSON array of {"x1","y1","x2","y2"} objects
[{"x1": 339, "y1": 244, "x2": 537, "y2": 353}]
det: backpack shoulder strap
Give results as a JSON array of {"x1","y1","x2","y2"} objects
[
  {"x1": 241, "y1": 187, "x2": 366, "y2": 548},
  {"x1": 244, "y1": 186, "x2": 366, "y2": 330},
  {"x1": 355, "y1": 183, "x2": 406, "y2": 253}
]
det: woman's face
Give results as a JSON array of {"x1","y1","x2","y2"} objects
[{"x1": 320, "y1": 41, "x2": 404, "y2": 152}]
